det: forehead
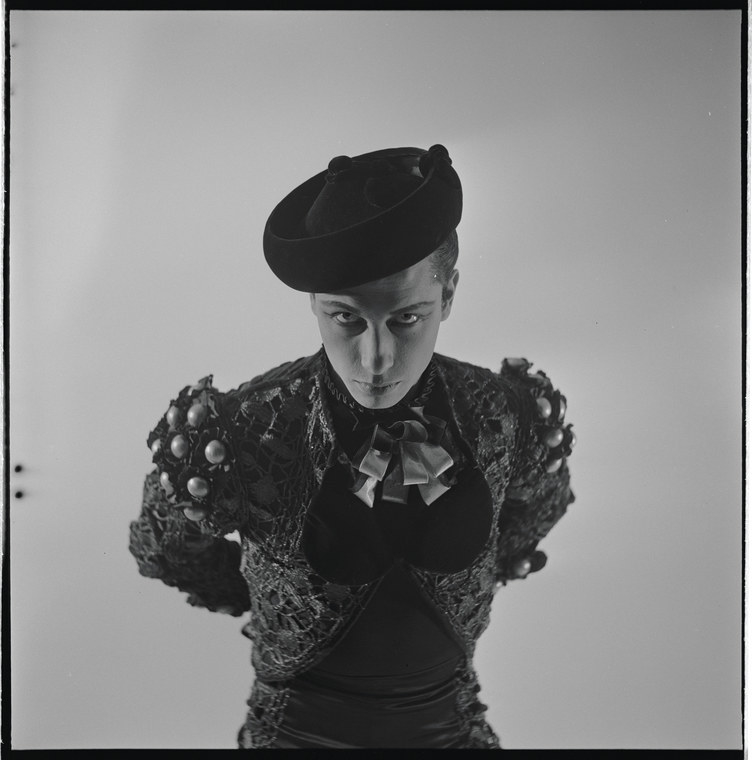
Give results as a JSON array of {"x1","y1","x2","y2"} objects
[{"x1": 317, "y1": 258, "x2": 440, "y2": 311}]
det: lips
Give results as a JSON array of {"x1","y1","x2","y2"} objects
[{"x1": 355, "y1": 380, "x2": 400, "y2": 393}]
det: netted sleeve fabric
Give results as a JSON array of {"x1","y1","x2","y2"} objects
[
  {"x1": 495, "y1": 358, "x2": 575, "y2": 585},
  {"x1": 129, "y1": 375, "x2": 252, "y2": 615},
  {"x1": 130, "y1": 470, "x2": 249, "y2": 614}
]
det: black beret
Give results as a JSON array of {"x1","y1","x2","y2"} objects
[{"x1": 263, "y1": 144, "x2": 462, "y2": 292}]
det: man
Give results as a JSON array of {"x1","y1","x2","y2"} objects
[{"x1": 130, "y1": 144, "x2": 575, "y2": 748}]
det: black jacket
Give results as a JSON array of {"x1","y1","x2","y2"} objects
[{"x1": 129, "y1": 349, "x2": 575, "y2": 748}]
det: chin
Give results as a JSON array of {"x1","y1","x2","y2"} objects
[{"x1": 358, "y1": 397, "x2": 397, "y2": 410}]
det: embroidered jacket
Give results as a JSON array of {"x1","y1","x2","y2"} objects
[{"x1": 129, "y1": 349, "x2": 575, "y2": 748}]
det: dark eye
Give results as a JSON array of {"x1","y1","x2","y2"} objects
[
  {"x1": 395, "y1": 313, "x2": 419, "y2": 325},
  {"x1": 333, "y1": 312, "x2": 359, "y2": 325}
]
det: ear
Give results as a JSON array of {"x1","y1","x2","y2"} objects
[
  {"x1": 309, "y1": 292, "x2": 317, "y2": 315},
  {"x1": 440, "y1": 269, "x2": 460, "y2": 321}
]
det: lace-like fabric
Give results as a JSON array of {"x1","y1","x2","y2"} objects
[
  {"x1": 237, "y1": 678, "x2": 290, "y2": 749},
  {"x1": 129, "y1": 348, "x2": 575, "y2": 748},
  {"x1": 129, "y1": 471, "x2": 250, "y2": 615},
  {"x1": 455, "y1": 657, "x2": 502, "y2": 749}
]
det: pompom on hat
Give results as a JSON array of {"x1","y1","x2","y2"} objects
[{"x1": 263, "y1": 144, "x2": 462, "y2": 292}]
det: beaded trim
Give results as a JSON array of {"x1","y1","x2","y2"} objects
[{"x1": 322, "y1": 356, "x2": 437, "y2": 414}]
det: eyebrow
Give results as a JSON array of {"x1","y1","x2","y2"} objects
[{"x1": 320, "y1": 300, "x2": 436, "y2": 314}]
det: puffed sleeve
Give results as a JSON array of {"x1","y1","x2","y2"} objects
[
  {"x1": 128, "y1": 376, "x2": 251, "y2": 615},
  {"x1": 495, "y1": 358, "x2": 576, "y2": 585}
]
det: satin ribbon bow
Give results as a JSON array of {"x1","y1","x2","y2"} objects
[{"x1": 349, "y1": 407, "x2": 455, "y2": 508}]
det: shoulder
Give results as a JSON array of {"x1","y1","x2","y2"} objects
[
  {"x1": 436, "y1": 352, "x2": 568, "y2": 415},
  {"x1": 145, "y1": 352, "x2": 321, "y2": 526},
  {"x1": 435, "y1": 352, "x2": 574, "y2": 472},
  {"x1": 148, "y1": 350, "x2": 320, "y2": 449},
  {"x1": 433, "y1": 352, "x2": 558, "y2": 414},
  {"x1": 235, "y1": 352, "x2": 321, "y2": 397},
  {"x1": 433, "y1": 352, "x2": 498, "y2": 380},
  {"x1": 433, "y1": 352, "x2": 507, "y2": 415}
]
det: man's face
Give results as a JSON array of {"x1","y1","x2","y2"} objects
[{"x1": 310, "y1": 257, "x2": 459, "y2": 410}]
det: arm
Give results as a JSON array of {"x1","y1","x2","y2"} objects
[
  {"x1": 129, "y1": 470, "x2": 250, "y2": 615},
  {"x1": 128, "y1": 376, "x2": 251, "y2": 615},
  {"x1": 495, "y1": 358, "x2": 576, "y2": 585}
]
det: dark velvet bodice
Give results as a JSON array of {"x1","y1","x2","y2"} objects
[{"x1": 301, "y1": 361, "x2": 495, "y2": 586}]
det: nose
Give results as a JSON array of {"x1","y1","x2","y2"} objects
[{"x1": 359, "y1": 326, "x2": 395, "y2": 377}]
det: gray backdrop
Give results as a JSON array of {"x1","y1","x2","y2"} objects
[{"x1": 9, "y1": 10, "x2": 742, "y2": 749}]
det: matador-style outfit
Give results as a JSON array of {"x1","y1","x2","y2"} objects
[{"x1": 129, "y1": 348, "x2": 575, "y2": 748}]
